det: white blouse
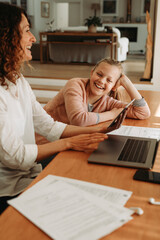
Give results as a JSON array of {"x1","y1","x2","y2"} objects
[{"x1": 0, "y1": 75, "x2": 66, "y2": 196}]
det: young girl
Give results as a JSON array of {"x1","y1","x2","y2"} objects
[
  {"x1": 0, "y1": 3, "x2": 108, "y2": 213},
  {"x1": 44, "y1": 59, "x2": 150, "y2": 126}
]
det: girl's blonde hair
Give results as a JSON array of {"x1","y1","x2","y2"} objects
[
  {"x1": 92, "y1": 58, "x2": 123, "y2": 75},
  {"x1": 92, "y1": 58, "x2": 123, "y2": 99}
]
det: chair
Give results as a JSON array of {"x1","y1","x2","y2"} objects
[{"x1": 112, "y1": 27, "x2": 129, "y2": 62}]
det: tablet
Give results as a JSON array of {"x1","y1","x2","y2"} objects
[{"x1": 106, "y1": 98, "x2": 135, "y2": 133}]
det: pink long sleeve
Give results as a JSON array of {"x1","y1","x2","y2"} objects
[
  {"x1": 93, "y1": 96, "x2": 150, "y2": 120},
  {"x1": 44, "y1": 78, "x2": 150, "y2": 127},
  {"x1": 44, "y1": 78, "x2": 99, "y2": 126}
]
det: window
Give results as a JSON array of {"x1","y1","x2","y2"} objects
[{"x1": 100, "y1": 0, "x2": 119, "y2": 16}]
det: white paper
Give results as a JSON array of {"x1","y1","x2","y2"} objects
[
  {"x1": 19, "y1": 175, "x2": 132, "y2": 206},
  {"x1": 8, "y1": 175, "x2": 133, "y2": 240},
  {"x1": 109, "y1": 125, "x2": 160, "y2": 140}
]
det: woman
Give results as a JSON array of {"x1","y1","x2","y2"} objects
[
  {"x1": 44, "y1": 59, "x2": 150, "y2": 126},
  {"x1": 0, "y1": 3, "x2": 108, "y2": 213}
]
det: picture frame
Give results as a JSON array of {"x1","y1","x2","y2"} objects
[
  {"x1": 100, "y1": 0, "x2": 119, "y2": 16},
  {"x1": 41, "y1": 2, "x2": 50, "y2": 18}
]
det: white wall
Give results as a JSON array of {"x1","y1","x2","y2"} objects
[
  {"x1": 31, "y1": 0, "x2": 152, "y2": 42},
  {"x1": 28, "y1": 0, "x2": 160, "y2": 91},
  {"x1": 83, "y1": 0, "x2": 146, "y2": 23},
  {"x1": 31, "y1": 0, "x2": 54, "y2": 41},
  {"x1": 31, "y1": 0, "x2": 83, "y2": 41}
]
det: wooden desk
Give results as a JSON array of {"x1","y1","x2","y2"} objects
[
  {"x1": 39, "y1": 31, "x2": 118, "y2": 63},
  {"x1": 1, "y1": 90, "x2": 160, "y2": 240}
]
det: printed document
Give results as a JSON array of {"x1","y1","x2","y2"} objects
[
  {"x1": 8, "y1": 175, "x2": 133, "y2": 240},
  {"x1": 18, "y1": 175, "x2": 132, "y2": 206},
  {"x1": 109, "y1": 125, "x2": 160, "y2": 140}
]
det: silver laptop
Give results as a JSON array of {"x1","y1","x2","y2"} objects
[
  {"x1": 88, "y1": 100, "x2": 159, "y2": 169},
  {"x1": 88, "y1": 134, "x2": 158, "y2": 169}
]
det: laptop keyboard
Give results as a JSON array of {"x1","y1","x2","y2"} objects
[{"x1": 118, "y1": 138, "x2": 151, "y2": 163}]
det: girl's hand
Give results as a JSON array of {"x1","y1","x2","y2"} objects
[
  {"x1": 96, "y1": 108, "x2": 124, "y2": 133},
  {"x1": 66, "y1": 133, "x2": 108, "y2": 153},
  {"x1": 112, "y1": 74, "x2": 130, "y2": 91},
  {"x1": 112, "y1": 74, "x2": 142, "y2": 100},
  {"x1": 110, "y1": 107, "x2": 124, "y2": 118},
  {"x1": 106, "y1": 108, "x2": 127, "y2": 133}
]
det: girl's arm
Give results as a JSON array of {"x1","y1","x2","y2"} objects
[
  {"x1": 98, "y1": 107, "x2": 124, "y2": 123},
  {"x1": 113, "y1": 74, "x2": 142, "y2": 100},
  {"x1": 98, "y1": 75, "x2": 150, "y2": 122}
]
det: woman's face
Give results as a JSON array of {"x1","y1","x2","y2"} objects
[
  {"x1": 19, "y1": 14, "x2": 36, "y2": 62},
  {"x1": 89, "y1": 62, "x2": 121, "y2": 97}
]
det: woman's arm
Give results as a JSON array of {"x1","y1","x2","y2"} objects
[
  {"x1": 36, "y1": 132, "x2": 108, "y2": 161},
  {"x1": 36, "y1": 121, "x2": 112, "y2": 161}
]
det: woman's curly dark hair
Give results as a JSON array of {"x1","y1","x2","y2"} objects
[{"x1": 0, "y1": 3, "x2": 29, "y2": 86}]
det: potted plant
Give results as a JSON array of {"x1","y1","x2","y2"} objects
[{"x1": 84, "y1": 16, "x2": 102, "y2": 33}]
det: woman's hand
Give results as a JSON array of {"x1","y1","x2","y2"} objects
[
  {"x1": 66, "y1": 133, "x2": 108, "y2": 153},
  {"x1": 37, "y1": 133, "x2": 108, "y2": 161}
]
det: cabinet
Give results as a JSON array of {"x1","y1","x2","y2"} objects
[{"x1": 39, "y1": 31, "x2": 118, "y2": 63}]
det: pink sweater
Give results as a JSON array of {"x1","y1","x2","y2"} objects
[{"x1": 44, "y1": 78, "x2": 150, "y2": 126}]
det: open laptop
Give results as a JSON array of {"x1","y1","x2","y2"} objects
[{"x1": 88, "y1": 100, "x2": 159, "y2": 169}]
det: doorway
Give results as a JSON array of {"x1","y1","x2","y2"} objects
[
  {"x1": 56, "y1": 3, "x2": 69, "y2": 28},
  {"x1": 56, "y1": 2, "x2": 81, "y2": 28}
]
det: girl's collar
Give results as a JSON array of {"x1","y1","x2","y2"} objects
[{"x1": 86, "y1": 79, "x2": 103, "y2": 105}]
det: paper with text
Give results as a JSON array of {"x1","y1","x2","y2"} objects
[
  {"x1": 18, "y1": 175, "x2": 132, "y2": 206},
  {"x1": 8, "y1": 175, "x2": 133, "y2": 240},
  {"x1": 109, "y1": 125, "x2": 160, "y2": 140}
]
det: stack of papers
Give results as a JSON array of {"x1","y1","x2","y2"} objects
[{"x1": 8, "y1": 175, "x2": 133, "y2": 240}]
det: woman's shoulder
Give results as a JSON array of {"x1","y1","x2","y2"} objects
[
  {"x1": 16, "y1": 74, "x2": 28, "y2": 86},
  {"x1": 0, "y1": 86, "x2": 7, "y2": 104}
]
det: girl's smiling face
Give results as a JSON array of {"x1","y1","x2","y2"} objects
[
  {"x1": 89, "y1": 62, "x2": 121, "y2": 98},
  {"x1": 19, "y1": 14, "x2": 36, "y2": 62}
]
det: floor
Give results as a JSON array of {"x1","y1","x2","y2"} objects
[{"x1": 22, "y1": 55, "x2": 146, "y2": 84}]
